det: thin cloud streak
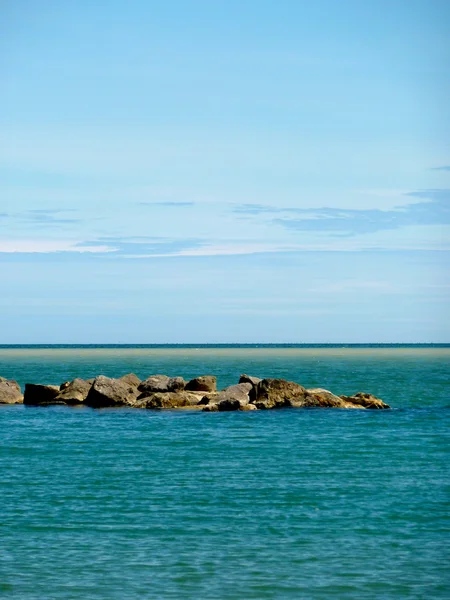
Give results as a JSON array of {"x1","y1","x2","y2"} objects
[
  {"x1": 139, "y1": 201, "x2": 195, "y2": 207},
  {"x1": 73, "y1": 236, "x2": 205, "y2": 256},
  {"x1": 0, "y1": 240, "x2": 111, "y2": 253},
  {"x1": 234, "y1": 189, "x2": 450, "y2": 237},
  {"x1": 2, "y1": 209, "x2": 81, "y2": 225}
]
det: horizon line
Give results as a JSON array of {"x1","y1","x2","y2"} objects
[{"x1": 1, "y1": 343, "x2": 449, "y2": 347}]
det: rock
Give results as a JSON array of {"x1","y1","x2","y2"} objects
[
  {"x1": 54, "y1": 378, "x2": 92, "y2": 405},
  {"x1": 137, "y1": 374, "x2": 169, "y2": 393},
  {"x1": 138, "y1": 375, "x2": 186, "y2": 394},
  {"x1": 167, "y1": 376, "x2": 186, "y2": 392},
  {"x1": 201, "y1": 383, "x2": 253, "y2": 407},
  {"x1": 0, "y1": 377, "x2": 23, "y2": 404},
  {"x1": 202, "y1": 404, "x2": 219, "y2": 412},
  {"x1": 223, "y1": 382, "x2": 252, "y2": 401},
  {"x1": 60, "y1": 381, "x2": 70, "y2": 391},
  {"x1": 249, "y1": 378, "x2": 308, "y2": 409},
  {"x1": 120, "y1": 373, "x2": 141, "y2": 388},
  {"x1": 249, "y1": 380, "x2": 376, "y2": 410},
  {"x1": 23, "y1": 383, "x2": 62, "y2": 406},
  {"x1": 85, "y1": 376, "x2": 139, "y2": 408},
  {"x1": 218, "y1": 399, "x2": 243, "y2": 411},
  {"x1": 340, "y1": 392, "x2": 390, "y2": 409},
  {"x1": 185, "y1": 376, "x2": 217, "y2": 392},
  {"x1": 239, "y1": 374, "x2": 262, "y2": 386},
  {"x1": 218, "y1": 398, "x2": 252, "y2": 411},
  {"x1": 185, "y1": 391, "x2": 206, "y2": 404},
  {"x1": 135, "y1": 391, "x2": 199, "y2": 409},
  {"x1": 304, "y1": 388, "x2": 353, "y2": 408},
  {"x1": 197, "y1": 394, "x2": 215, "y2": 405},
  {"x1": 204, "y1": 399, "x2": 257, "y2": 412}
]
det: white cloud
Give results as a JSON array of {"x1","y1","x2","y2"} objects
[{"x1": 0, "y1": 239, "x2": 112, "y2": 253}]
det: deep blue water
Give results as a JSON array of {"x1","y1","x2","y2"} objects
[{"x1": 0, "y1": 347, "x2": 449, "y2": 599}]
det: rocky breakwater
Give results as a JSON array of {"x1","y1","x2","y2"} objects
[{"x1": 1, "y1": 373, "x2": 390, "y2": 411}]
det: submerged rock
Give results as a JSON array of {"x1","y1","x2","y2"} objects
[
  {"x1": 0, "y1": 377, "x2": 23, "y2": 404},
  {"x1": 185, "y1": 376, "x2": 216, "y2": 392},
  {"x1": 24, "y1": 383, "x2": 63, "y2": 406},
  {"x1": 85, "y1": 376, "x2": 139, "y2": 408}
]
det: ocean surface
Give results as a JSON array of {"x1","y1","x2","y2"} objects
[{"x1": 0, "y1": 345, "x2": 449, "y2": 599}]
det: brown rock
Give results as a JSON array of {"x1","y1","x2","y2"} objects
[
  {"x1": 23, "y1": 383, "x2": 63, "y2": 406},
  {"x1": 239, "y1": 374, "x2": 262, "y2": 386},
  {"x1": 135, "y1": 391, "x2": 199, "y2": 409},
  {"x1": 202, "y1": 404, "x2": 219, "y2": 412},
  {"x1": 120, "y1": 373, "x2": 141, "y2": 388},
  {"x1": 249, "y1": 378, "x2": 308, "y2": 409},
  {"x1": 167, "y1": 377, "x2": 186, "y2": 392},
  {"x1": 223, "y1": 382, "x2": 252, "y2": 401},
  {"x1": 0, "y1": 377, "x2": 23, "y2": 404},
  {"x1": 85, "y1": 376, "x2": 139, "y2": 408},
  {"x1": 202, "y1": 383, "x2": 253, "y2": 409},
  {"x1": 138, "y1": 375, "x2": 185, "y2": 394},
  {"x1": 54, "y1": 378, "x2": 92, "y2": 405},
  {"x1": 185, "y1": 376, "x2": 217, "y2": 392},
  {"x1": 203, "y1": 400, "x2": 257, "y2": 412},
  {"x1": 197, "y1": 394, "x2": 216, "y2": 405},
  {"x1": 217, "y1": 399, "x2": 249, "y2": 411},
  {"x1": 218, "y1": 399, "x2": 242, "y2": 411},
  {"x1": 185, "y1": 391, "x2": 206, "y2": 404},
  {"x1": 138, "y1": 374, "x2": 169, "y2": 393},
  {"x1": 304, "y1": 388, "x2": 352, "y2": 408},
  {"x1": 340, "y1": 392, "x2": 390, "y2": 409}
]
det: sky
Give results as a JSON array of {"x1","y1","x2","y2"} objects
[{"x1": 1, "y1": 0, "x2": 449, "y2": 343}]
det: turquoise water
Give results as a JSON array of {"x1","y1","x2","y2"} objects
[{"x1": 0, "y1": 347, "x2": 449, "y2": 599}]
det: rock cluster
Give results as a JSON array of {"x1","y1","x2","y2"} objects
[{"x1": 0, "y1": 373, "x2": 390, "y2": 410}]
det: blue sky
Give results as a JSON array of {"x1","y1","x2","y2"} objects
[{"x1": 1, "y1": 0, "x2": 449, "y2": 342}]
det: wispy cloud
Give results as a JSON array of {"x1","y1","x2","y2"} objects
[
  {"x1": 0, "y1": 236, "x2": 205, "y2": 256},
  {"x1": 3, "y1": 209, "x2": 81, "y2": 226},
  {"x1": 73, "y1": 236, "x2": 205, "y2": 257},
  {"x1": 0, "y1": 240, "x2": 111, "y2": 253},
  {"x1": 431, "y1": 166, "x2": 450, "y2": 171},
  {"x1": 233, "y1": 203, "x2": 276, "y2": 215},
  {"x1": 139, "y1": 201, "x2": 195, "y2": 207},
  {"x1": 234, "y1": 189, "x2": 450, "y2": 237}
]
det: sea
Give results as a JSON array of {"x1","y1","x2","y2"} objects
[{"x1": 0, "y1": 345, "x2": 448, "y2": 600}]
